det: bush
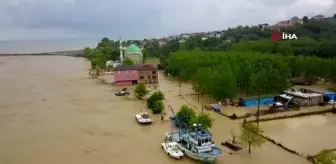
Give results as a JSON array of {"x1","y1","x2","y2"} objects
[
  {"x1": 147, "y1": 91, "x2": 165, "y2": 114},
  {"x1": 176, "y1": 105, "x2": 214, "y2": 129},
  {"x1": 193, "y1": 113, "x2": 213, "y2": 129},
  {"x1": 134, "y1": 83, "x2": 149, "y2": 99},
  {"x1": 152, "y1": 100, "x2": 164, "y2": 114},
  {"x1": 176, "y1": 105, "x2": 197, "y2": 126}
]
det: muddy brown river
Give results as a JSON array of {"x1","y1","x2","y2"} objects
[{"x1": 0, "y1": 56, "x2": 311, "y2": 164}]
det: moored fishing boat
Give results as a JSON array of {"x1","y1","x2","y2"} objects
[{"x1": 165, "y1": 124, "x2": 222, "y2": 163}]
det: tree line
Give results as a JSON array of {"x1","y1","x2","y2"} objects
[
  {"x1": 144, "y1": 15, "x2": 336, "y2": 60},
  {"x1": 164, "y1": 51, "x2": 336, "y2": 101}
]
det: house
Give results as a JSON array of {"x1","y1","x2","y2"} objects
[
  {"x1": 273, "y1": 16, "x2": 303, "y2": 28},
  {"x1": 113, "y1": 65, "x2": 139, "y2": 85},
  {"x1": 136, "y1": 64, "x2": 158, "y2": 84},
  {"x1": 312, "y1": 14, "x2": 325, "y2": 20}
]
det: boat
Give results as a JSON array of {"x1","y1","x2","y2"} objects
[
  {"x1": 221, "y1": 140, "x2": 242, "y2": 151},
  {"x1": 135, "y1": 112, "x2": 153, "y2": 124},
  {"x1": 165, "y1": 125, "x2": 222, "y2": 163},
  {"x1": 166, "y1": 105, "x2": 222, "y2": 163},
  {"x1": 161, "y1": 139, "x2": 184, "y2": 159}
]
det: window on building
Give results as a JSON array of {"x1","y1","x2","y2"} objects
[
  {"x1": 148, "y1": 76, "x2": 150, "y2": 79},
  {"x1": 152, "y1": 71, "x2": 156, "y2": 74},
  {"x1": 152, "y1": 76, "x2": 156, "y2": 79},
  {"x1": 140, "y1": 76, "x2": 144, "y2": 79}
]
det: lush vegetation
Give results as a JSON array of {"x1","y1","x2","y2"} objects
[
  {"x1": 239, "y1": 123, "x2": 266, "y2": 154},
  {"x1": 145, "y1": 16, "x2": 336, "y2": 60},
  {"x1": 83, "y1": 38, "x2": 121, "y2": 75},
  {"x1": 176, "y1": 105, "x2": 213, "y2": 129},
  {"x1": 164, "y1": 51, "x2": 336, "y2": 101},
  {"x1": 314, "y1": 149, "x2": 336, "y2": 164},
  {"x1": 123, "y1": 58, "x2": 135, "y2": 65},
  {"x1": 134, "y1": 83, "x2": 149, "y2": 99},
  {"x1": 147, "y1": 91, "x2": 165, "y2": 114}
]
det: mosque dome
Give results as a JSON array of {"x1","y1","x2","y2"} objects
[{"x1": 126, "y1": 44, "x2": 142, "y2": 54}]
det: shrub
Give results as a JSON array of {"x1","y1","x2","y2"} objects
[
  {"x1": 152, "y1": 100, "x2": 164, "y2": 114},
  {"x1": 134, "y1": 83, "x2": 149, "y2": 99},
  {"x1": 147, "y1": 91, "x2": 165, "y2": 109}
]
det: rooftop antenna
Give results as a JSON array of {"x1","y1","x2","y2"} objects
[{"x1": 119, "y1": 36, "x2": 123, "y2": 62}]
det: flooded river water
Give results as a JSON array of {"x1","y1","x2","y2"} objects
[{"x1": 0, "y1": 56, "x2": 311, "y2": 164}]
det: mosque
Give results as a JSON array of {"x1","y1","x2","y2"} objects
[
  {"x1": 106, "y1": 38, "x2": 143, "y2": 69},
  {"x1": 122, "y1": 44, "x2": 143, "y2": 64}
]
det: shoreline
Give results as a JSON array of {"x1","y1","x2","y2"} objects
[{"x1": 0, "y1": 49, "x2": 84, "y2": 57}]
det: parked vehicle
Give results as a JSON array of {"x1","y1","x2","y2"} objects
[
  {"x1": 115, "y1": 88, "x2": 129, "y2": 96},
  {"x1": 161, "y1": 141, "x2": 184, "y2": 159}
]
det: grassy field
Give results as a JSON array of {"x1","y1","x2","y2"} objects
[{"x1": 144, "y1": 57, "x2": 160, "y2": 65}]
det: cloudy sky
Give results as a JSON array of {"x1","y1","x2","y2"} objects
[{"x1": 0, "y1": 0, "x2": 335, "y2": 41}]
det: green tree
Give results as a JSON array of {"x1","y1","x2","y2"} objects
[
  {"x1": 191, "y1": 68, "x2": 209, "y2": 101},
  {"x1": 302, "y1": 16, "x2": 309, "y2": 23},
  {"x1": 84, "y1": 47, "x2": 92, "y2": 59},
  {"x1": 314, "y1": 149, "x2": 336, "y2": 164},
  {"x1": 239, "y1": 123, "x2": 266, "y2": 154},
  {"x1": 134, "y1": 83, "x2": 148, "y2": 99},
  {"x1": 275, "y1": 42, "x2": 293, "y2": 56},
  {"x1": 152, "y1": 100, "x2": 164, "y2": 114},
  {"x1": 248, "y1": 69, "x2": 268, "y2": 126},
  {"x1": 191, "y1": 113, "x2": 213, "y2": 129},
  {"x1": 142, "y1": 48, "x2": 148, "y2": 64},
  {"x1": 147, "y1": 91, "x2": 165, "y2": 109},
  {"x1": 176, "y1": 105, "x2": 197, "y2": 126},
  {"x1": 205, "y1": 65, "x2": 237, "y2": 102},
  {"x1": 123, "y1": 58, "x2": 135, "y2": 65}
]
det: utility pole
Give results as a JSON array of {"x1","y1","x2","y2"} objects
[
  {"x1": 257, "y1": 95, "x2": 260, "y2": 128},
  {"x1": 179, "y1": 79, "x2": 181, "y2": 96}
]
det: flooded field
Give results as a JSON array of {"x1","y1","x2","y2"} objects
[
  {"x1": 261, "y1": 114, "x2": 336, "y2": 155},
  {"x1": 0, "y1": 56, "x2": 311, "y2": 164}
]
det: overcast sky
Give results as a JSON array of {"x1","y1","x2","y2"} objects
[{"x1": 0, "y1": 0, "x2": 335, "y2": 41}]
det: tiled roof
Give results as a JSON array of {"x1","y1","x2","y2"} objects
[
  {"x1": 136, "y1": 64, "x2": 158, "y2": 71},
  {"x1": 113, "y1": 65, "x2": 137, "y2": 71}
]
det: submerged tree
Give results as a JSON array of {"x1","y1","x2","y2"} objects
[
  {"x1": 239, "y1": 123, "x2": 266, "y2": 154},
  {"x1": 123, "y1": 57, "x2": 135, "y2": 65},
  {"x1": 314, "y1": 149, "x2": 336, "y2": 164},
  {"x1": 134, "y1": 83, "x2": 148, "y2": 99},
  {"x1": 147, "y1": 91, "x2": 165, "y2": 114},
  {"x1": 191, "y1": 113, "x2": 214, "y2": 129},
  {"x1": 176, "y1": 105, "x2": 197, "y2": 126}
]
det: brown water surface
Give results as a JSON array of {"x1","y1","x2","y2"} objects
[{"x1": 0, "y1": 56, "x2": 310, "y2": 164}]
